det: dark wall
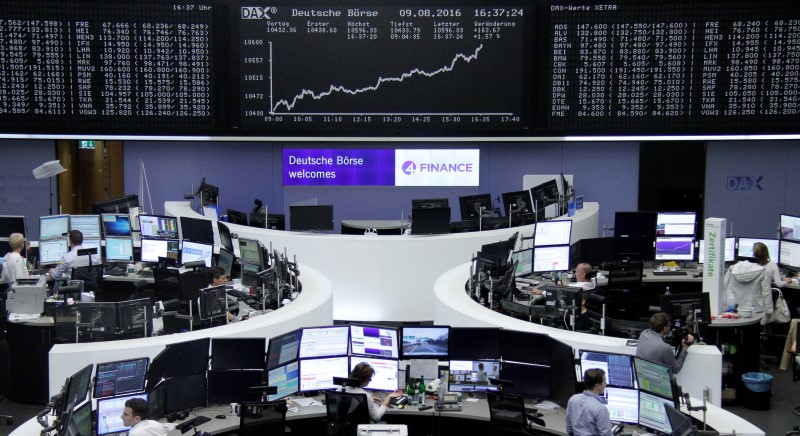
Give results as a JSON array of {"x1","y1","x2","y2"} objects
[{"x1": 0, "y1": 139, "x2": 56, "y2": 240}]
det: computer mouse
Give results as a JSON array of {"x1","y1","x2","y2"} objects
[{"x1": 215, "y1": 414, "x2": 226, "y2": 420}]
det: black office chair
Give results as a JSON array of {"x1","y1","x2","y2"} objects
[
  {"x1": 180, "y1": 268, "x2": 210, "y2": 316},
  {"x1": 71, "y1": 264, "x2": 105, "y2": 295},
  {"x1": 153, "y1": 267, "x2": 181, "y2": 309},
  {"x1": 238, "y1": 401, "x2": 288, "y2": 436},
  {"x1": 324, "y1": 390, "x2": 370, "y2": 436},
  {"x1": 487, "y1": 392, "x2": 547, "y2": 436}
]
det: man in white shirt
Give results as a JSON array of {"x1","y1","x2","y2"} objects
[
  {"x1": 121, "y1": 397, "x2": 167, "y2": 436},
  {"x1": 569, "y1": 263, "x2": 596, "y2": 291},
  {"x1": 1, "y1": 233, "x2": 28, "y2": 284},
  {"x1": 49, "y1": 230, "x2": 100, "y2": 280}
]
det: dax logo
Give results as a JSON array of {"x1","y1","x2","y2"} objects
[
  {"x1": 242, "y1": 6, "x2": 276, "y2": 19},
  {"x1": 401, "y1": 161, "x2": 417, "y2": 175},
  {"x1": 727, "y1": 176, "x2": 763, "y2": 191}
]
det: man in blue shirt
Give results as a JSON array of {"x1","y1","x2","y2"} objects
[{"x1": 565, "y1": 368, "x2": 613, "y2": 436}]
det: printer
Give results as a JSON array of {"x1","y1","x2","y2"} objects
[{"x1": 7, "y1": 276, "x2": 48, "y2": 315}]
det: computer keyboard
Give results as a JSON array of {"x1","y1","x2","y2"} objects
[
  {"x1": 226, "y1": 289, "x2": 251, "y2": 300},
  {"x1": 105, "y1": 267, "x2": 126, "y2": 277},
  {"x1": 652, "y1": 270, "x2": 688, "y2": 276},
  {"x1": 516, "y1": 278, "x2": 541, "y2": 286}
]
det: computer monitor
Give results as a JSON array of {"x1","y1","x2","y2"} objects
[
  {"x1": 578, "y1": 350, "x2": 635, "y2": 388},
  {"x1": 638, "y1": 391, "x2": 673, "y2": 433},
  {"x1": 94, "y1": 357, "x2": 149, "y2": 399},
  {"x1": 410, "y1": 207, "x2": 451, "y2": 235},
  {"x1": 164, "y1": 372, "x2": 207, "y2": 414},
  {"x1": 349, "y1": 324, "x2": 399, "y2": 359},
  {"x1": 241, "y1": 263, "x2": 259, "y2": 288},
  {"x1": 138, "y1": 214, "x2": 179, "y2": 240},
  {"x1": 0, "y1": 215, "x2": 26, "y2": 238},
  {"x1": 179, "y1": 216, "x2": 214, "y2": 244},
  {"x1": 92, "y1": 195, "x2": 139, "y2": 215},
  {"x1": 299, "y1": 326, "x2": 349, "y2": 359},
  {"x1": 400, "y1": 326, "x2": 449, "y2": 359},
  {"x1": 570, "y1": 237, "x2": 615, "y2": 269},
  {"x1": 449, "y1": 327, "x2": 501, "y2": 360},
  {"x1": 63, "y1": 400, "x2": 93, "y2": 436},
  {"x1": 64, "y1": 364, "x2": 94, "y2": 411},
  {"x1": 458, "y1": 194, "x2": 493, "y2": 220},
  {"x1": 499, "y1": 361, "x2": 550, "y2": 399},
  {"x1": 289, "y1": 205, "x2": 334, "y2": 232},
  {"x1": 697, "y1": 237, "x2": 736, "y2": 263},
  {"x1": 511, "y1": 248, "x2": 533, "y2": 277},
  {"x1": 197, "y1": 178, "x2": 218, "y2": 206},
  {"x1": 211, "y1": 338, "x2": 266, "y2": 370},
  {"x1": 181, "y1": 240, "x2": 213, "y2": 267},
  {"x1": 499, "y1": 329, "x2": 550, "y2": 365},
  {"x1": 268, "y1": 361, "x2": 300, "y2": 401},
  {"x1": 105, "y1": 238, "x2": 134, "y2": 263},
  {"x1": 238, "y1": 238, "x2": 262, "y2": 266},
  {"x1": 40, "y1": 214, "x2": 69, "y2": 240},
  {"x1": 532, "y1": 245, "x2": 570, "y2": 273},
  {"x1": 79, "y1": 239, "x2": 102, "y2": 262},
  {"x1": 448, "y1": 360, "x2": 500, "y2": 392},
  {"x1": 349, "y1": 357, "x2": 399, "y2": 391},
  {"x1": 664, "y1": 403, "x2": 695, "y2": 436},
  {"x1": 501, "y1": 191, "x2": 534, "y2": 216},
  {"x1": 411, "y1": 198, "x2": 449, "y2": 209},
  {"x1": 117, "y1": 299, "x2": 152, "y2": 337},
  {"x1": 39, "y1": 239, "x2": 69, "y2": 265},
  {"x1": 69, "y1": 215, "x2": 101, "y2": 239},
  {"x1": 614, "y1": 211, "x2": 657, "y2": 261},
  {"x1": 227, "y1": 209, "x2": 248, "y2": 225},
  {"x1": 101, "y1": 214, "x2": 132, "y2": 238},
  {"x1": 207, "y1": 370, "x2": 264, "y2": 405},
  {"x1": 217, "y1": 221, "x2": 234, "y2": 252},
  {"x1": 215, "y1": 248, "x2": 234, "y2": 277},
  {"x1": 139, "y1": 238, "x2": 179, "y2": 264},
  {"x1": 656, "y1": 212, "x2": 696, "y2": 236},
  {"x1": 660, "y1": 292, "x2": 712, "y2": 325},
  {"x1": 737, "y1": 237, "x2": 780, "y2": 263},
  {"x1": 96, "y1": 393, "x2": 148, "y2": 435},
  {"x1": 780, "y1": 213, "x2": 800, "y2": 242},
  {"x1": 531, "y1": 179, "x2": 559, "y2": 208},
  {"x1": 605, "y1": 387, "x2": 639, "y2": 425},
  {"x1": 267, "y1": 329, "x2": 303, "y2": 370},
  {"x1": 654, "y1": 236, "x2": 695, "y2": 261},
  {"x1": 534, "y1": 220, "x2": 572, "y2": 246},
  {"x1": 157, "y1": 338, "x2": 210, "y2": 379},
  {"x1": 633, "y1": 357, "x2": 675, "y2": 401},
  {"x1": 198, "y1": 285, "x2": 228, "y2": 320},
  {"x1": 298, "y1": 356, "x2": 350, "y2": 392},
  {"x1": 780, "y1": 240, "x2": 800, "y2": 269}
]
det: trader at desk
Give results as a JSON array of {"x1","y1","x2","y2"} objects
[
  {"x1": 122, "y1": 397, "x2": 168, "y2": 436},
  {"x1": 636, "y1": 312, "x2": 694, "y2": 374},
  {"x1": 530, "y1": 262, "x2": 596, "y2": 295},
  {"x1": 1, "y1": 233, "x2": 29, "y2": 284},
  {"x1": 48, "y1": 230, "x2": 100, "y2": 280},
  {"x1": 344, "y1": 362, "x2": 403, "y2": 422},
  {"x1": 566, "y1": 368, "x2": 613, "y2": 436}
]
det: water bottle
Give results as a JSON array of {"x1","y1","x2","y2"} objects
[
  {"x1": 665, "y1": 286, "x2": 670, "y2": 295},
  {"x1": 727, "y1": 291, "x2": 736, "y2": 311},
  {"x1": 407, "y1": 380, "x2": 416, "y2": 405},
  {"x1": 418, "y1": 376, "x2": 426, "y2": 406}
]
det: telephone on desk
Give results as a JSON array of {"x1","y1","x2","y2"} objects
[{"x1": 435, "y1": 393, "x2": 462, "y2": 412}]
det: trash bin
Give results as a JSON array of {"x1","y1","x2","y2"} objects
[{"x1": 741, "y1": 372, "x2": 772, "y2": 410}]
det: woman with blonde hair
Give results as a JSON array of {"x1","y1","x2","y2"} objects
[
  {"x1": 752, "y1": 242, "x2": 791, "y2": 287},
  {"x1": 1, "y1": 233, "x2": 28, "y2": 285}
]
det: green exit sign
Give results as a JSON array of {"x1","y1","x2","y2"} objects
[{"x1": 79, "y1": 140, "x2": 96, "y2": 149}]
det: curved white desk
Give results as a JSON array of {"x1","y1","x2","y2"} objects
[
  {"x1": 47, "y1": 265, "x2": 333, "y2": 398},
  {"x1": 166, "y1": 201, "x2": 599, "y2": 321}
]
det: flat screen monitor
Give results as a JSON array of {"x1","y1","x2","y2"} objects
[
  {"x1": 164, "y1": 372, "x2": 207, "y2": 414},
  {"x1": 215, "y1": 248, "x2": 234, "y2": 277},
  {"x1": 227, "y1": 209, "x2": 248, "y2": 225},
  {"x1": 198, "y1": 285, "x2": 228, "y2": 320},
  {"x1": 449, "y1": 327, "x2": 500, "y2": 360},
  {"x1": 349, "y1": 324, "x2": 399, "y2": 359},
  {"x1": 656, "y1": 212, "x2": 696, "y2": 236},
  {"x1": 105, "y1": 238, "x2": 134, "y2": 263},
  {"x1": 615, "y1": 212, "x2": 658, "y2": 238},
  {"x1": 605, "y1": 387, "x2": 639, "y2": 425},
  {"x1": 92, "y1": 195, "x2": 139, "y2": 215},
  {"x1": 117, "y1": 299, "x2": 152, "y2": 337},
  {"x1": 138, "y1": 214, "x2": 179, "y2": 240},
  {"x1": 267, "y1": 361, "x2": 300, "y2": 401},
  {"x1": 511, "y1": 248, "x2": 533, "y2": 277},
  {"x1": 63, "y1": 400, "x2": 93, "y2": 436},
  {"x1": 80, "y1": 239, "x2": 102, "y2": 262},
  {"x1": 660, "y1": 292, "x2": 712, "y2": 325},
  {"x1": 69, "y1": 215, "x2": 101, "y2": 239},
  {"x1": 180, "y1": 216, "x2": 214, "y2": 244},
  {"x1": 140, "y1": 238, "x2": 179, "y2": 264},
  {"x1": 299, "y1": 326, "x2": 349, "y2": 359},
  {"x1": 267, "y1": 329, "x2": 303, "y2": 370},
  {"x1": 241, "y1": 263, "x2": 259, "y2": 288},
  {"x1": 638, "y1": 391, "x2": 673, "y2": 434},
  {"x1": 400, "y1": 326, "x2": 449, "y2": 359},
  {"x1": 780, "y1": 240, "x2": 800, "y2": 269},
  {"x1": 530, "y1": 179, "x2": 559, "y2": 208},
  {"x1": 697, "y1": 238, "x2": 736, "y2": 263},
  {"x1": 458, "y1": 194, "x2": 493, "y2": 220},
  {"x1": 499, "y1": 361, "x2": 550, "y2": 400},
  {"x1": 101, "y1": 214, "x2": 132, "y2": 238},
  {"x1": 181, "y1": 240, "x2": 213, "y2": 267},
  {"x1": 664, "y1": 404, "x2": 694, "y2": 436},
  {"x1": 349, "y1": 357, "x2": 399, "y2": 391},
  {"x1": 211, "y1": 338, "x2": 266, "y2": 370},
  {"x1": 570, "y1": 237, "x2": 615, "y2": 269},
  {"x1": 298, "y1": 356, "x2": 349, "y2": 392},
  {"x1": 411, "y1": 198, "x2": 449, "y2": 209},
  {"x1": 534, "y1": 220, "x2": 572, "y2": 246},
  {"x1": 96, "y1": 393, "x2": 148, "y2": 435},
  {"x1": 410, "y1": 207, "x2": 451, "y2": 235},
  {"x1": 159, "y1": 338, "x2": 210, "y2": 379},
  {"x1": 94, "y1": 358, "x2": 149, "y2": 399},
  {"x1": 64, "y1": 364, "x2": 94, "y2": 410},
  {"x1": 780, "y1": 214, "x2": 800, "y2": 242},
  {"x1": 499, "y1": 330, "x2": 550, "y2": 365},
  {"x1": 578, "y1": 350, "x2": 634, "y2": 388},
  {"x1": 207, "y1": 370, "x2": 264, "y2": 405},
  {"x1": 39, "y1": 238, "x2": 68, "y2": 265},
  {"x1": 448, "y1": 360, "x2": 500, "y2": 392},
  {"x1": 238, "y1": 238, "x2": 262, "y2": 266},
  {"x1": 533, "y1": 245, "x2": 570, "y2": 273},
  {"x1": 737, "y1": 237, "x2": 780, "y2": 263},
  {"x1": 40, "y1": 214, "x2": 69, "y2": 240},
  {"x1": 251, "y1": 213, "x2": 287, "y2": 231},
  {"x1": 654, "y1": 236, "x2": 695, "y2": 261},
  {"x1": 633, "y1": 357, "x2": 674, "y2": 401},
  {"x1": 502, "y1": 191, "x2": 534, "y2": 216},
  {"x1": 289, "y1": 205, "x2": 334, "y2": 232},
  {"x1": 217, "y1": 221, "x2": 233, "y2": 252},
  {"x1": 0, "y1": 215, "x2": 26, "y2": 238},
  {"x1": 481, "y1": 239, "x2": 514, "y2": 271}
]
